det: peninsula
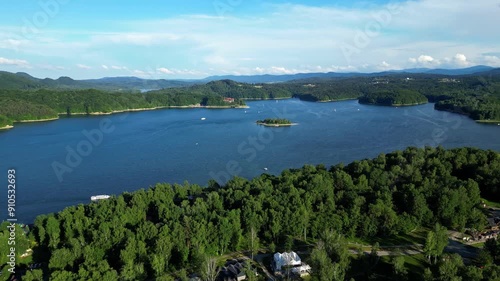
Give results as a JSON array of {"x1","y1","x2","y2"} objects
[{"x1": 358, "y1": 90, "x2": 428, "y2": 107}]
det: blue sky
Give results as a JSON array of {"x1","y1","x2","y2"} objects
[{"x1": 0, "y1": 0, "x2": 499, "y2": 79}]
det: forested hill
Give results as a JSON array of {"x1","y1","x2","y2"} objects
[
  {"x1": 358, "y1": 90, "x2": 428, "y2": 106},
  {"x1": 12, "y1": 146, "x2": 499, "y2": 280},
  {"x1": 0, "y1": 71, "x2": 193, "y2": 91},
  {"x1": 0, "y1": 88, "x2": 246, "y2": 127}
]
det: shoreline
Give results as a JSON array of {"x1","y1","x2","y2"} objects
[
  {"x1": 317, "y1": 98, "x2": 359, "y2": 103},
  {"x1": 0, "y1": 125, "x2": 14, "y2": 130},
  {"x1": 2, "y1": 105, "x2": 250, "y2": 131},
  {"x1": 70, "y1": 105, "x2": 250, "y2": 116},
  {"x1": 241, "y1": 97, "x2": 292, "y2": 101},
  {"x1": 1, "y1": 117, "x2": 59, "y2": 130},
  {"x1": 359, "y1": 101, "x2": 428, "y2": 107},
  {"x1": 16, "y1": 117, "x2": 60, "y2": 123},
  {"x1": 87, "y1": 106, "x2": 171, "y2": 115},
  {"x1": 476, "y1": 120, "x2": 500, "y2": 124},
  {"x1": 392, "y1": 102, "x2": 428, "y2": 107},
  {"x1": 434, "y1": 107, "x2": 500, "y2": 124}
]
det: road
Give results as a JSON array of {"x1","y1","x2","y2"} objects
[
  {"x1": 444, "y1": 239, "x2": 480, "y2": 260},
  {"x1": 348, "y1": 239, "x2": 479, "y2": 259}
]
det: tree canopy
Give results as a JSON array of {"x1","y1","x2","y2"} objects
[{"x1": 11, "y1": 146, "x2": 499, "y2": 280}]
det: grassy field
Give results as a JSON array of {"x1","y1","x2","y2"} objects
[
  {"x1": 347, "y1": 227, "x2": 428, "y2": 248},
  {"x1": 346, "y1": 253, "x2": 428, "y2": 281},
  {"x1": 470, "y1": 242, "x2": 486, "y2": 249},
  {"x1": 401, "y1": 254, "x2": 428, "y2": 279}
]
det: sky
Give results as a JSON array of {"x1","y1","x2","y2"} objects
[{"x1": 0, "y1": 0, "x2": 499, "y2": 79}]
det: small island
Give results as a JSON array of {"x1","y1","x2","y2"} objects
[{"x1": 256, "y1": 118, "x2": 296, "y2": 127}]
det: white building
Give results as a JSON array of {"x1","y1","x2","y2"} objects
[
  {"x1": 273, "y1": 252, "x2": 302, "y2": 271},
  {"x1": 291, "y1": 264, "x2": 312, "y2": 277}
]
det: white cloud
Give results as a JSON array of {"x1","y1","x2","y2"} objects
[
  {"x1": 254, "y1": 67, "x2": 265, "y2": 73},
  {"x1": 111, "y1": 65, "x2": 127, "y2": 70},
  {"x1": 133, "y1": 69, "x2": 146, "y2": 75},
  {"x1": 377, "y1": 61, "x2": 393, "y2": 71},
  {"x1": 76, "y1": 64, "x2": 91, "y2": 69},
  {"x1": 269, "y1": 66, "x2": 296, "y2": 74},
  {"x1": 39, "y1": 64, "x2": 65, "y2": 70},
  {"x1": 93, "y1": 32, "x2": 181, "y2": 46},
  {"x1": 327, "y1": 65, "x2": 358, "y2": 72},
  {"x1": 0, "y1": 57, "x2": 30, "y2": 67},
  {"x1": 157, "y1": 67, "x2": 174, "y2": 74},
  {"x1": 0, "y1": 38, "x2": 23, "y2": 50},
  {"x1": 408, "y1": 55, "x2": 441, "y2": 67},
  {"x1": 418, "y1": 55, "x2": 435, "y2": 63},
  {"x1": 453, "y1": 53, "x2": 469, "y2": 66},
  {"x1": 101, "y1": 65, "x2": 109, "y2": 70},
  {"x1": 482, "y1": 55, "x2": 500, "y2": 66}
]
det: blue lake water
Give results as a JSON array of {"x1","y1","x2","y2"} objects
[{"x1": 1, "y1": 99, "x2": 499, "y2": 223}]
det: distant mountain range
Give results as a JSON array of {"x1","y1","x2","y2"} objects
[
  {"x1": 0, "y1": 65, "x2": 498, "y2": 90},
  {"x1": 203, "y1": 65, "x2": 496, "y2": 83}
]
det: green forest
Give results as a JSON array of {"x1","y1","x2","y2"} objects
[
  {"x1": 1, "y1": 71, "x2": 500, "y2": 128},
  {"x1": 0, "y1": 88, "x2": 244, "y2": 127},
  {"x1": 6, "y1": 146, "x2": 499, "y2": 280},
  {"x1": 358, "y1": 90, "x2": 428, "y2": 106}
]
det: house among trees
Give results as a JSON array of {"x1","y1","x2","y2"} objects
[
  {"x1": 223, "y1": 97, "x2": 235, "y2": 103},
  {"x1": 218, "y1": 259, "x2": 247, "y2": 281},
  {"x1": 272, "y1": 252, "x2": 311, "y2": 276}
]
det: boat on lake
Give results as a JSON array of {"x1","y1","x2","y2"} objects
[{"x1": 91, "y1": 195, "x2": 110, "y2": 201}]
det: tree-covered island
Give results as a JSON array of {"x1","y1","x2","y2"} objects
[{"x1": 256, "y1": 118, "x2": 294, "y2": 126}]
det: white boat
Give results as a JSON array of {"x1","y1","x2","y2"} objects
[
  {"x1": 91, "y1": 195, "x2": 110, "y2": 201},
  {"x1": 201, "y1": 117, "x2": 206, "y2": 120},
  {"x1": 263, "y1": 167, "x2": 268, "y2": 171}
]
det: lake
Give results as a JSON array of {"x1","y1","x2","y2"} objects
[{"x1": 1, "y1": 99, "x2": 499, "y2": 223}]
